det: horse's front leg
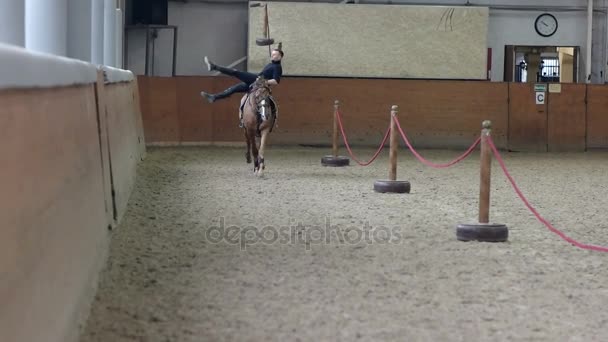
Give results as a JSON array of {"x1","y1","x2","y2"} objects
[
  {"x1": 257, "y1": 129, "x2": 269, "y2": 176},
  {"x1": 250, "y1": 128, "x2": 260, "y2": 173},
  {"x1": 244, "y1": 128, "x2": 251, "y2": 163}
]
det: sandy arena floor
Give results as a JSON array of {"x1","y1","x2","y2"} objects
[{"x1": 80, "y1": 145, "x2": 608, "y2": 342}]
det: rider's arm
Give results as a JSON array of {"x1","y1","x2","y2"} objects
[{"x1": 267, "y1": 66, "x2": 282, "y2": 86}]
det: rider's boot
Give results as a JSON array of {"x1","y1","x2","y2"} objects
[
  {"x1": 200, "y1": 91, "x2": 215, "y2": 103},
  {"x1": 201, "y1": 87, "x2": 233, "y2": 103},
  {"x1": 203, "y1": 56, "x2": 217, "y2": 71}
]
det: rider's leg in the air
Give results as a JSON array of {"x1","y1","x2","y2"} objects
[
  {"x1": 200, "y1": 56, "x2": 258, "y2": 102},
  {"x1": 201, "y1": 57, "x2": 259, "y2": 128}
]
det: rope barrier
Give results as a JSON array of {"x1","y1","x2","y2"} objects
[
  {"x1": 392, "y1": 115, "x2": 481, "y2": 169},
  {"x1": 335, "y1": 110, "x2": 390, "y2": 166},
  {"x1": 487, "y1": 136, "x2": 608, "y2": 253}
]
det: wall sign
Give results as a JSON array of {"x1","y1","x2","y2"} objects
[{"x1": 536, "y1": 92, "x2": 545, "y2": 105}]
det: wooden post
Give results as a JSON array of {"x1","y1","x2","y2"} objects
[
  {"x1": 333, "y1": 100, "x2": 339, "y2": 157},
  {"x1": 321, "y1": 100, "x2": 349, "y2": 167},
  {"x1": 479, "y1": 120, "x2": 492, "y2": 224},
  {"x1": 373, "y1": 105, "x2": 410, "y2": 193},
  {"x1": 455, "y1": 119, "x2": 508, "y2": 242},
  {"x1": 388, "y1": 105, "x2": 398, "y2": 181}
]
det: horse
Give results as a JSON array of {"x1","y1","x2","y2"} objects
[{"x1": 239, "y1": 76, "x2": 277, "y2": 176}]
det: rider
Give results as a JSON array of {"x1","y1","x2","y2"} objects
[
  {"x1": 201, "y1": 48, "x2": 283, "y2": 103},
  {"x1": 201, "y1": 48, "x2": 283, "y2": 127}
]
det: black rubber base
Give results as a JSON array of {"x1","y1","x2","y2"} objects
[
  {"x1": 373, "y1": 180, "x2": 411, "y2": 193},
  {"x1": 456, "y1": 223, "x2": 509, "y2": 242},
  {"x1": 321, "y1": 155, "x2": 350, "y2": 167},
  {"x1": 256, "y1": 38, "x2": 275, "y2": 46}
]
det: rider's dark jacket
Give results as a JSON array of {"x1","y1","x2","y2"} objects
[{"x1": 259, "y1": 60, "x2": 282, "y2": 83}]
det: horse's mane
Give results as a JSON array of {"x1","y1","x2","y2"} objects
[{"x1": 246, "y1": 78, "x2": 271, "y2": 108}]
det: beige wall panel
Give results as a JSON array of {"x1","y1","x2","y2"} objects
[{"x1": 248, "y1": 3, "x2": 489, "y2": 79}]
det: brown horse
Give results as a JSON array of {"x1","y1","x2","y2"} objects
[{"x1": 239, "y1": 76, "x2": 277, "y2": 176}]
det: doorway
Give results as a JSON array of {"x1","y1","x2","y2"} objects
[{"x1": 504, "y1": 45, "x2": 579, "y2": 83}]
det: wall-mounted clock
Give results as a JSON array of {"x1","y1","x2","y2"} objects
[{"x1": 535, "y1": 13, "x2": 558, "y2": 37}]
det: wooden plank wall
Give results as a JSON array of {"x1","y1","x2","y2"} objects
[
  {"x1": 508, "y1": 83, "x2": 548, "y2": 152},
  {"x1": 138, "y1": 76, "x2": 608, "y2": 151},
  {"x1": 0, "y1": 76, "x2": 146, "y2": 342},
  {"x1": 547, "y1": 84, "x2": 586, "y2": 152},
  {"x1": 587, "y1": 85, "x2": 608, "y2": 149}
]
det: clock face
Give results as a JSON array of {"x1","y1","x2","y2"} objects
[{"x1": 535, "y1": 13, "x2": 558, "y2": 37}]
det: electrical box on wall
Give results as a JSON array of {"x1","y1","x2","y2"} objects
[{"x1": 127, "y1": 0, "x2": 168, "y2": 25}]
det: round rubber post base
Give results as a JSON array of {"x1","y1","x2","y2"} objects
[
  {"x1": 321, "y1": 155, "x2": 350, "y2": 167},
  {"x1": 456, "y1": 223, "x2": 509, "y2": 242},
  {"x1": 373, "y1": 180, "x2": 411, "y2": 193}
]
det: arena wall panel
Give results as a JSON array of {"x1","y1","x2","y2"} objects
[
  {"x1": 586, "y1": 85, "x2": 608, "y2": 149},
  {"x1": 140, "y1": 76, "x2": 507, "y2": 149},
  {"x1": 547, "y1": 84, "x2": 586, "y2": 152},
  {"x1": 103, "y1": 77, "x2": 146, "y2": 224},
  {"x1": 0, "y1": 43, "x2": 145, "y2": 342},
  {"x1": 138, "y1": 76, "x2": 608, "y2": 152},
  {"x1": 0, "y1": 83, "x2": 109, "y2": 342}
]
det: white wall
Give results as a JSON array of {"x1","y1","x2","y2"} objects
[
  {"x1": 361, "y1": 0, "x2": 593, "y2": 6},
  {"x1": 592, "y1": 11, "x2": 608, "y2": 82},
  {"x1": 366, "y1": 0, "x2": 608, "y2": 82},
  {"x1": 116, "y1": 8, "x2": 124, "y2": 68},
  {"x1": 0, "y1": 0, "x2": 25, "y2": 46},
  {"x1": 170, "y1": 2, "x2": 248, "y2": 75},
  {"x1": 137, "y1": 0, "x2": 607, "y2": 83},
  {"x1": 66, "y1": 1, "x2": 124, "y2": 68},
  {"x1": 103, "y1": 0, "x2": 116, "y2": 66},
  {"x1": 126, "y1": 1, "x2": 248, "y2": 76},
  {"x1": 91, "y1": 0, "x2": 105, "y2": 64},
  {"x1": 126, "y1": 27, "x2": 176, "y2": 76},
  {"x1": 25, "y1": 0, "x2": 68, "y2": 56},
  {"x1": 488, "y1": 10, "x2": 593, "y2": 82},
  {"x1": 67, "y1": 0, "x2": 93, "y2": 62}
]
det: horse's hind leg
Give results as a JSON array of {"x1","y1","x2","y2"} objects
[{"x1": 244, "y1": 128, "x2": 252, "y2": 163}]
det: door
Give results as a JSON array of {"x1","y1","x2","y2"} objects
[
  {"x1": 547, "y1": 84, "x2": 586, "y2": 151},
  {"x1": 508, "y1": 83, "x2": 548, "y2": 152}
]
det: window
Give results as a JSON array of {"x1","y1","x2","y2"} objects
[{"x1": 539, "y1": 57, "x2": 560, "y2": 82}]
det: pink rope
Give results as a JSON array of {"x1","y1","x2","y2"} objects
[
  {"x1": 392, "y1": 115, "x2": 481, "y2": 168},
  {"x1": 335, "y1": 110, "x2": 390, "y2": 166},
  {"x1": 487, "y1": 137, "x2": 608, "y2": 253}
]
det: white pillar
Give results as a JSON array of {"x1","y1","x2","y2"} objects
[
  {"x1": 0, "y1": 0, "x2": 25, "y2": 46},
  {"x1": 91, "y1": 0, "x2": 104, "y2": 65},
  {"x1": 67, "y1": 0, "x2": 93, "y2": 62},
  {"x1": 115, "y1": 8, "x2": 124, "y2": 69},
  {"x1": 25, "y1": 0, "x2": 68, "y2": 56},
  {"x1": 605, "y1": 5, "x2": 608, "y2": 83},
  {"x1": 586, "y1": 0, "x2": 593, "y2": 83},
  {"x1": 103, "y1": 0, "x2": 115, "y2": 66}
]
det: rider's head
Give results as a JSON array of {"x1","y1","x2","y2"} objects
[{"x1": 271, "y1": 49, "x2": 283, "y2": 62}]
